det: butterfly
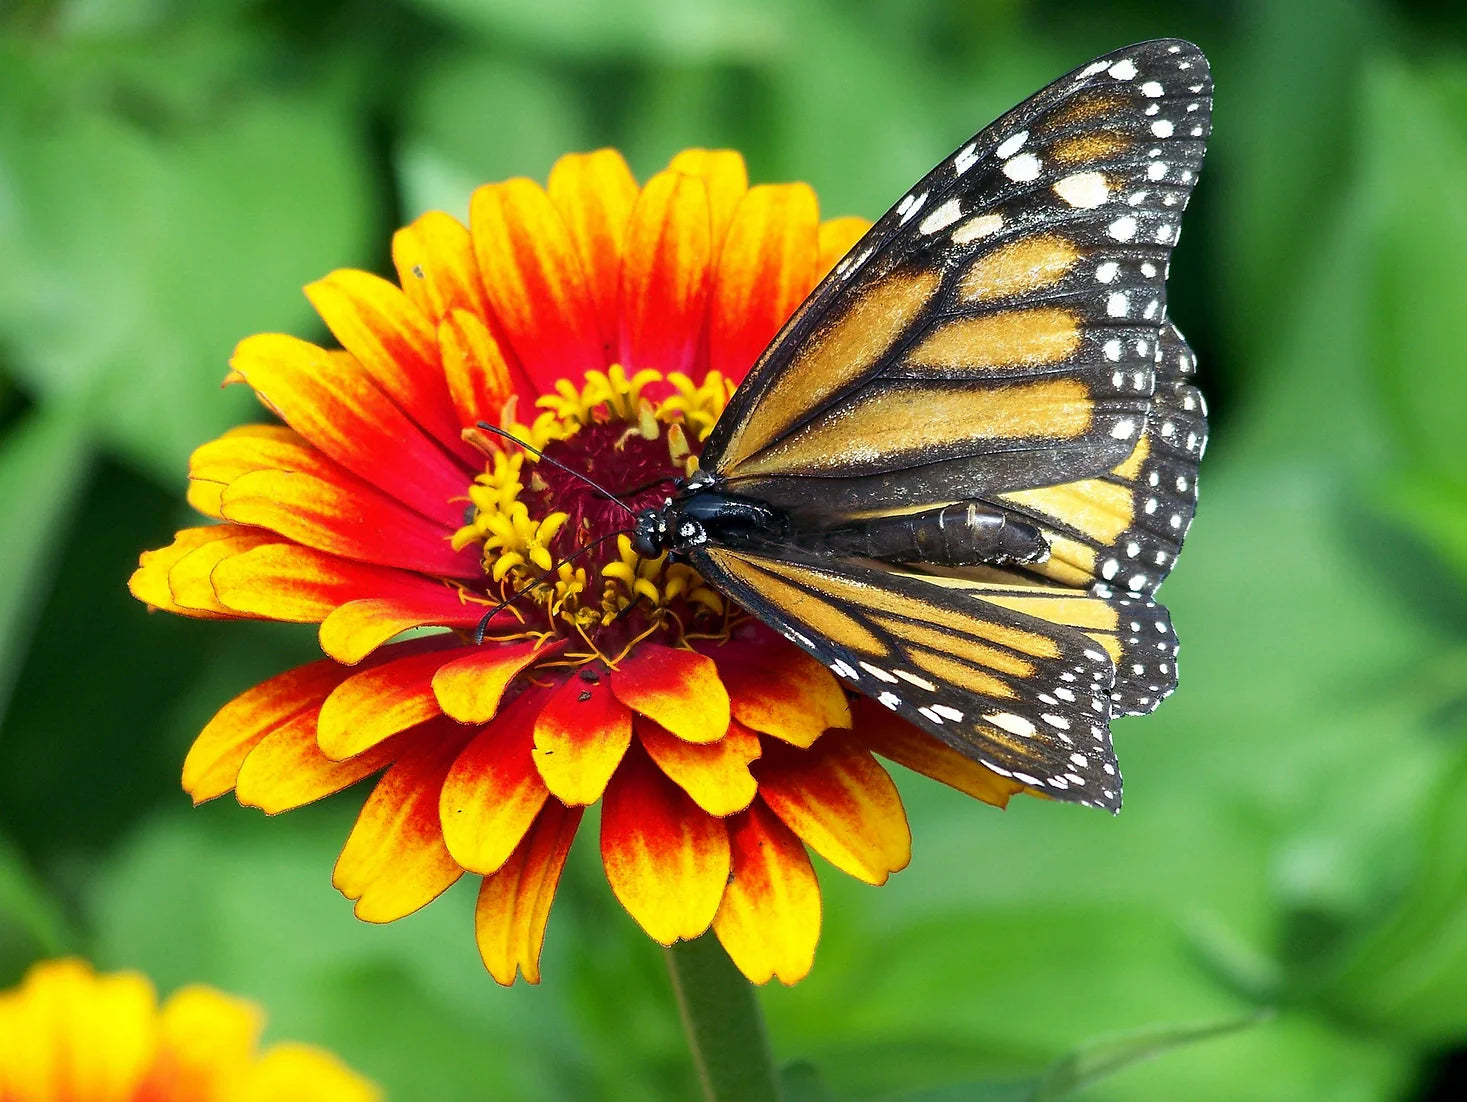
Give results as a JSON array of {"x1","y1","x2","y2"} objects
[{"x1": 629, "y1": 39, "x2": 1211, "y2": 812}]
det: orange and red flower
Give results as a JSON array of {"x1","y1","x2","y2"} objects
[
  {"x1": 0, "y1": 958, "x2": 377, "y2": 1101},
  {"x1": 130, "y1": 148, "x2": 1023, "y2": 986}
]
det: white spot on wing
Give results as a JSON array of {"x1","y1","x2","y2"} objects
[
  {"x1": 1107, "y1": 58, "x2": 1138, "y2": 80},
  {"x1": 896, "y1": 190, "x2": 928, "y2": 224},
  {"x1": 919, "y1": 198, "x2": 964, "y2": 235},
  {"x1": 986, "y1": 712, "x2": 1037, "y2": 738},
  {"x1": 1003, "y1": 152, "x2": 1042, "y2": 182},
  {"x1": 951, "y1": 213, "x2": 1003, "y2": 245},
  {"x1": 996, "y1": 130, "x2": 1028, "y2": 159},
  {"x1": 895, "y1": 669, "x2": 937, "y2": 691},
  {"x1": 1107, "y1": 215, "x2": 1138, "y2": 242},
  {"x1": 1053, "y1": 171, "x2": 1109, "y2": 209}
]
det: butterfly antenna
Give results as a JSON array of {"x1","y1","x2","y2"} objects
[
  {"x1": 476, "y1": 422, "x2": 637, "y2": 519},
  {"x1": 623, "y1": 474, "x2": 681, "y2": 497},
  {"x1": 472, "y1": 530, "x2": 626, "y2": 644}
]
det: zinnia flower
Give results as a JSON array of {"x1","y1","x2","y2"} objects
[
  {"x1": 130, "y1": 148, "x2": 1024, "y2": 986},
  {"x1": 0, "y1": 958, "x2": 376, "y2": 1101}
]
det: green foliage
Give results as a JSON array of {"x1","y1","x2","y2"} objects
[{"x1": 2, "y1": 1, "x2": 1466, "y2": 1099}]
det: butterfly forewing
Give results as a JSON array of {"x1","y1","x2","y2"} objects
[
  {"x1": 702, "y1": 39, "x2": 1211, "y2": 518},
  {"x1": 692, "y1": 545, "x2": 1127, "y2": 809}
]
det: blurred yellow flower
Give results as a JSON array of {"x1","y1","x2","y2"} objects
[{"x1": 0, "y1": 959, "x2": 379, "y2": 1102}]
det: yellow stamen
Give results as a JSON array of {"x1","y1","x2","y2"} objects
[{"x1": 454, "y1": 366, "x2": 730, "y2": 645}]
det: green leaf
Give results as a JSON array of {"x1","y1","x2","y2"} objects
[
  {"x1": 403, "y1": 0, "x2": 789, "y2": 63},
  {"x1": 1361, "y1": 60, "x2": 1467, "y2": 480},
  {"x1": 884, "y1": 1015, "x2": 1267, "y2": 1102},
  {"x1": 891, "y1": 1083, "x2": 1035, "y2": 1102},
  {"x1": 1316, "y1": 746, "x2": 1467, "y2": 1043},
  {"x1": 1215, "y1": 0, "x2": 1375, "y2": 371},
  {"x1": 397, "y1": 51, "x2": 589, "y2": 219},
  {"x1": 780, "y1": 1061, "x2": 835, "y2": 1102},
  {"x1": 87, "y1": 808, "x2": 587, "y2": 1100},
  {"x1": 1034, "y1": 1013, "x2": 1269, "y2": 1100},
  {"x1": 0, "y1": 31, "x2": 376, "y2": 482},
  {"x1": 0, "y1": 404, "x2": 92, "y2": 729},
  {"x1": 0, "y1": 831, "x2": 75, "y2": 980},
  {"x1": 1369, "y1": 469, "x2": 1467, "y2": 588}
]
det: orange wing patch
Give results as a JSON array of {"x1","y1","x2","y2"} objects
[
  {"x1": 718, "y1": 268, "x2": 941, "y2": 470},
  {"x1": 1041, "y1": 89, "x2": 1133, "y2": 131},
  {"x1": 907, "y1": 309, "x2": 1081, "y2": 371},
  {"x1": 1050, "y1": 130, "x2": 1132, "y2": 166},
  {"x1": 958, "y1": 235, "x2": 1081, "y2": 303},
  {"x1": 730, "y1": 378, "x2": 1092, "y2": 480}
]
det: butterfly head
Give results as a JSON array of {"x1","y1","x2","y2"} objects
[
  {"x1": 631, "y1": 507, "x2": 673, "y2": 558},
  {"x1": 631, "y1": 500, "x2": 712, "y2": 558}
]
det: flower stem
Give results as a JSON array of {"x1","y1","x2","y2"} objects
[{"x1": 664, "y1": 937, "x2": 782, "y2": 1102}]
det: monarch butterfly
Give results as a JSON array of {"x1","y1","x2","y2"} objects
[{"x1": 562, "y1": 39, "x2": 1211, "y2": 812}]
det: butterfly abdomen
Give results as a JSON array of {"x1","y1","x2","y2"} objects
[{"x1": 809, "y1": 502, "x2": 1049, "y2": 566}]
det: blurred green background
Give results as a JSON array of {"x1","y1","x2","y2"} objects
[{"x1": 3, "y1": 0, "x2": 1467, "y2": 1098}]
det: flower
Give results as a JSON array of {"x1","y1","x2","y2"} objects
[
  {"x1": 130, "y1": 148, "x2": 1024, "y2": 986},
  {"x1": 0, "y1": 958, "x2": 377, "y2": 1101}
]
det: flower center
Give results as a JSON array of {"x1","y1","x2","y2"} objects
[{"x1": 453, "y1": 366, "x2": 734, "y2": 663}]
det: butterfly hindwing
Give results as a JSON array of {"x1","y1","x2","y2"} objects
[
  {"x1": 997, "y1": 320, "x2": 1208, "y2": 595},
  {"x1": 692, "y1": 544, "x2": 1127, "y2": 810},
  {"x1": 702, "y1": 39, "x2": 1212, "y2": 519}
]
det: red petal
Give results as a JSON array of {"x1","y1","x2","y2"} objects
[
  {"x1": 219, "y1": 468, "x2": 477, "y2": 578},
  {"x1": 431, "y1": 639, "x2": 562, "y2": 724},
  {"x1": 547, "y1": 149, "x2": 639, "y2": 357},
  {"x1": 638, "y1": 718, "x2": 760, "y2": 817},
  {"x1": 470, "y1": 178, "x2": 603, "y2": 389},
  {"x1": 305, "y1": 269, "x2": 472, "y2": 461},
  {"x1": 610, "y1": 644, "x2": 729, "y2": 744},
  {"x1": 715, "y1": 638, "x2": 851, "y2": 749},
  {"x1": 600, "y1": 745, "x2": 730, "y2": 945},
  {"x1": 850, "y1": 695, "x2": 1023, "y2": 809},
  {"x1": 755, "y1": 736, "x2": 910, "y2": 885},
  {"x1": 440, "y1": 309, "x2": 515, "y2": 432},
  {"x1": 183, "y1": 657, "x2": 351, "y2": 803},
  {"x1": 318, "y1": 591, "x2": 492, "y2": 665},
  {"x1": 713, "y1": 802, "x2": 821, "y2": 985},
  {"x1": 229, "y1": 334, "x2": 467, "y2": 528},
  {"x1": 210, "y1": 543, "x2": 453, "y2": 624},
  {"x1": 186, "y1": 424, "x2": 333, "y2": 520},
  {"x1": 392, "y1": 210, "x2": 491, "y2": 324},
  {"x1": 165, "y1": 528, "x2": 282, "y2": 615},
  {"x1": 617, "y1": 170, "x2": 712, "y2": 377},
  {"x1": 441, "y1": 690, "x2": 551, "y2": 875},
  {"x1": 475, "y1": 801, "x2": 583, "y2": 986},
  {"x1": 333, "y1": 731, "x2": 470, "y2": 922},
  {"x1": 708, "y1": 183, "x2": 818, "y2": 383},
  {"x1": 131, "y1": 526, "x2": 268, "y2": 619},
  {"x1": 317, "y1": 647, "x2": 454, "y2": 759},
  {"x1": 235, "y1": 712, "x2": 402, "y2": 814},
  {"x1": 666, "y1": 149, "x2": 748, "y2": 254},
  {"x1": 531, "y1": 667, "x2": 633, "y2": 806}
]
